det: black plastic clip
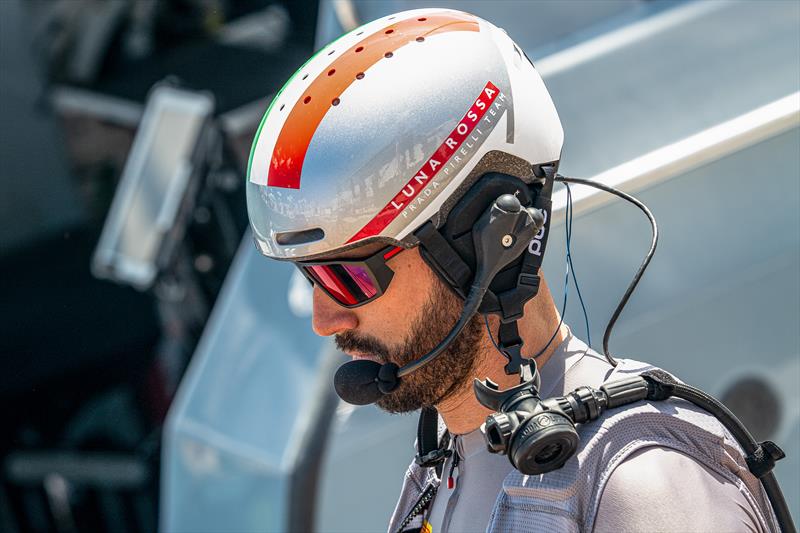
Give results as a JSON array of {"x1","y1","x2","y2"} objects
[
  {"x1": 498, "y1": 321, "x2": 526, "y2": 375},
  {"x1": 501, "y1": 341, "x2": 527, "y2": 375},
  {"x1": 745, "y1": 441, "x2": 786, "y2": 479},
  {"x1": 415, "y1": 448, "x2": 453, "y2": 469}
]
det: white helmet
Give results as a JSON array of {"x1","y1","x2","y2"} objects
[{"x1": 247, "y1": 8, "x2": 563, "y2": 261}]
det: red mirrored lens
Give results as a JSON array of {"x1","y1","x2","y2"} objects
[
  {"x1": 306, "y1": 265, "x2": 358, "y2": 305},
  {"x1": 343, "y1": 264, "x2": 378, "y2": 299}
]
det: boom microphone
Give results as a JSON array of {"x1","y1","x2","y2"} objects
[
  {"x1": 334, "y1": 360, "x2": 398, "y2": 405},
  {"x1": 333, "y1": 194, "x2": 545, "y2": 405}
]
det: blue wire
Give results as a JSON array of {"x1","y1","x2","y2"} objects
[
  {"x1": 493, "y1": 184, "x2": 593, "y2": 360},
  {"x1": 533, "y1": 184, "x2": 572, "y2": 358},
  {"x1": 564, "y1": 184, "x2": 592, "y2": 347}
]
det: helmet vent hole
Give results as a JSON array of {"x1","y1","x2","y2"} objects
[
  {"x1": 384, "y1": 51, "x2": 393, "y2": 58},
  {"x1": 276, "y1": 228, "x2": 325, "y2": 246},
  {"x1": 279, "y1": 104, "x2": 285, "y2": 111},
  {"x1": 418, "y1": 17, "x2": 427, "y2": 21},
  {"x1": 388, "y1": 16, "x2": 395, "y2": 20},
  {"x1": 303, "y1": 96, "x2": 312, "y2": 104},
  {"x1": 302, "y1": 73, "x2": 308, "y2": 80},
  {"x1": 327, "y1": 68, "x2": 336, "y2": 76},
  {"x1": 355, "y1": 46, "x2": 364, "y2": 53},
  {"x1": 416, "y1": 36, "x2": 425, "y2": 42},
  {"x1": 331, "y1": 97, "x2": 340, "y2": 106},
  {"x1": 327, "y1": 49, "x2": 335, "y2": 55},
  {"x1": 356, "y1": 72, "x2": 365, "y2": 80},
  {"x1": 385, "y1": 29, "x2": 394, "y2": 34}
]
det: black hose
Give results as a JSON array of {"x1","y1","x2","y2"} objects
[
  {"x1": 670, "y1": 383, "x2": 795, "y2": 533},
  {"x1": 643, "y1": 372, "x2": 796, "y2": 533},
  {"x1": 761, "y1": 475, "x2": 796, "y2": 533}
]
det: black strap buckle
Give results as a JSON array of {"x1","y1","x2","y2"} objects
[
  {"x1": 745, "y1": 440, "x2": 786, "y2": 479},
  {"x1": 501, "y1": 341, "x2": 526, "y2": 375},
  {"x1": 415, "y1": 448, "x2": 453, "y2": 468},
  {"x1": 498, "y1": 321, "x2": 526, "y2": 375}
]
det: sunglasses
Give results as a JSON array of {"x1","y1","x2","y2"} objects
[{"x1": 297, "y1": 245, "x2": 405, "y2": 307}]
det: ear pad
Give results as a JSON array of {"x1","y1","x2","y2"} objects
[{"x1": 419, "y1": 173, "x2": 537, "y2": 315}]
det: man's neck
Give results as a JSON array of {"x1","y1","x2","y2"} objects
[{"x1": 436, "y1": 321, "x2": 570, "y2": 435}]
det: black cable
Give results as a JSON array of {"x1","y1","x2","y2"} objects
[{"x1": 553, "y1": 175, "x2": 659, "y2": 367}]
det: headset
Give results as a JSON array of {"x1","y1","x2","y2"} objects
[
  {"x1": 334, "y1": 166, "x2": 554, "y2": 404},
  {"x1": 333, "y1": 168, "x2": 795, "y2": 533}
]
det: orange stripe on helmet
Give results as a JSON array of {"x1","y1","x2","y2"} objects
[{"x1": 267, "y1": 12, "x2": 480, "y2": 189}]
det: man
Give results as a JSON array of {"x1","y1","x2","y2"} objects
[{"x1": 246, "y1": 8, "x2": 780, "y2": 532}]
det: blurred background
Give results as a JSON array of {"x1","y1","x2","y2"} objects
[{"x1": 0, "y1": 0, "x2": 797, "y2": 531}]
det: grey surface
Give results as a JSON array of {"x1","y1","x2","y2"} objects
[
  {"x1": 160, "y1": 238, "x2": 332, "y2": 532},
  {"x1": 551, "y1": 0, "x2": 800, "y2": 178},
  {"x1": 316, "y1": 0, "x2": 649, "y2": 58}
]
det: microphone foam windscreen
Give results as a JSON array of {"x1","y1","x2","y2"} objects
[{"x1": 334, "y1": 359, "x2": 383, "y2": 405}]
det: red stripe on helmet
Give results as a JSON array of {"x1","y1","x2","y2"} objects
[
  {"x1": 267, "y1": 12, "x2": 479, "y2": 189},
  {"x1": 346, "y1": 81, "x2": 500, "y2": 244},
  {"x1": 382, "y1": 246, "x2": 404, "y2": 260}
]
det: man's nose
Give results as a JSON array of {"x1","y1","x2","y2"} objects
[{"x1": 311, "y1": 286, "x2": 359, "y2": 336}]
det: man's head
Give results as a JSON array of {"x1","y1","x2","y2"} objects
[
  {"x1": 312, "y1": 244, "x2": 486, "y2": 412},
  {"x1": 245, "y1": 8, "x2": 564, "y2": 409}
]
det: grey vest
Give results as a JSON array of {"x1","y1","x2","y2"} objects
[{"x1": 387, "y1": 357, "x2": 779, "y2": 532}]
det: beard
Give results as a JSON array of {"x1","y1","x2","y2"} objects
[{"x1": 335, "y1": 276, "x2": 485, "y2": 413}]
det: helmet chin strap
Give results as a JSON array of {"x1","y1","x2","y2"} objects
[{"x1": 496, "y1": 321, "x2": 527, "y2": 375}]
